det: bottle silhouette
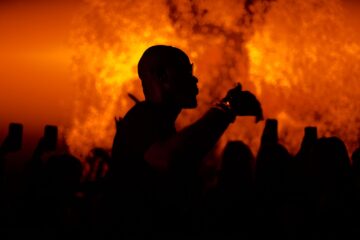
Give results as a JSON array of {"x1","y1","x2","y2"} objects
[
  {"x1": 256, "y1": 118, "x2": 281, "y2": 198},
  {"x1": 1, "y1": 123, "x2": 23, "y2": 154},
  {"x1": 292, "y1": 126, "x2": 318, "y2": 237},
  {"x1": 260, "y1": 119, "x2": 278, "y2": 148},
  {"x1": 255, "y1": 119, "x2": 293, "y2": 238},
  {"x1": 296, "y1": 126, "x2": 317, "y2": 160}
]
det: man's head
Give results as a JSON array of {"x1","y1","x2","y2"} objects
[{"x1": 138, "y1": 45, "x2": 198, "y2": 108}]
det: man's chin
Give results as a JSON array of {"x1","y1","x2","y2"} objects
[{"x1": 182, "y1": 100, "x2": 198, "y2": 109}]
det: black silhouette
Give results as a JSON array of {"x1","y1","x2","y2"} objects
[
  {"x1": 304, "y1": 137, "x2": 353, "y2": 238},
  {"x1": 0, "y1": 123, "x2": 23, "y2": 181},
  {"x1": 81, "y1": 147, "x2": 111, "y2": 227},
  {"x1": 203, "y1": 141, "x2": 254, "y2": 234},
  {"x1": 255, "y1": 119, "x2": 294, "y2": 238},
  {"x1": 352, "y1": 147, "x2": 360, "y2": 176},
  {"x1": 0, "y1": 123, "x2": 23, "y2": 228},
  {"x1": 1, "y1": 123, "x2": 23, "y2": 154},
  {"x1": 296, "y1": 126, "x2": 317, "y2": 161},
  {"x1": 109, "y1": 45, "x2": 263, "y2": 232},
  {"x1": 291, "y1": 126, "x2": 318, "y2": 237},
  {"x1": 352, "y1": 147, "x2": 360, "y2": 235},
  {"x1": 23, "y1": 125, "x2": 59, "y2": 197}
]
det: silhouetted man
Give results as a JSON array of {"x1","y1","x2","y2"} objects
[{"x1": 110, "y1": 45, "x2": 263, "y2": 232}]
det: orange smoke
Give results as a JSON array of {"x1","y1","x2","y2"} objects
[{"x1": 67, "y1": 0, "x2": 360, "y2": 158}]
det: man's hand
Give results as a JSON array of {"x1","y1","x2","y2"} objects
[{"x1": 223, "y1": 83, "x2": 263, "y2": 122}]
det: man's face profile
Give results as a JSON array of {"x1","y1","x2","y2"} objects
[{"x1": 165, "y1": 53, "x2": 199, "y2": 109}]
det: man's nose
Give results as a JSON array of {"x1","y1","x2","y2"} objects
[{"x1": 192, "y1": 76, "x2": 198, "y2": 83}]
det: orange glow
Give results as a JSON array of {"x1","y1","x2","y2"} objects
[
  {"x1": 0, "y1": 2, "x2": 79, "y2": 142},
  {"x1": 246, "y1": 0, "x2": 360, "y2": 151},
  {"x1": 66, "y1": 0, "x2": 360, "y2": 158},
  {"x1": 0, "y1": 0, "x2": 359, "y2": 159}
]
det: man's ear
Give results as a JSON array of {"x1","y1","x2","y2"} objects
[{"x1": 158, "y1": 68, "x2": 171, "y2": 91}]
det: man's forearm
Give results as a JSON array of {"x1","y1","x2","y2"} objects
[
  {"x1": 174, "y1": 107, "x2": 233, "y2": 156},
  {"x1": 145, "y1": 107, "x2": 234, "y2": 170}
]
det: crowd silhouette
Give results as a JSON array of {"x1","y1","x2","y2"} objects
[{"x1": 0, "y1": 45, "x2": 359, "y2": 238}]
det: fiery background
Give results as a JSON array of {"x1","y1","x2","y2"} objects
[{"x1": 1, "y1": 0, "x2": 359, "y2": 160}]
